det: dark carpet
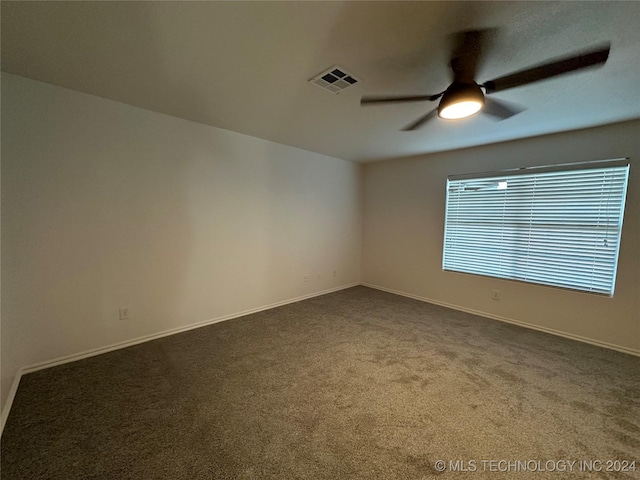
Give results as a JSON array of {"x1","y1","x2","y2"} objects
[{"x1": 2, "y1": 286, "x2": 639, "y2": 479}]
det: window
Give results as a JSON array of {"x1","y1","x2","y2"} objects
[{"x1": 443, "y1": 160, "x2": 630, "y2": 295}]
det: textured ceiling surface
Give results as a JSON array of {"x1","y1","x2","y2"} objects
[{"x1": 2, "y1": 1, "x2": 640, "y2": 162}]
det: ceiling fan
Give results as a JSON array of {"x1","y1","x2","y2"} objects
[{"x1": 361, "y1": 30, "x2": 610, "y2": 130}]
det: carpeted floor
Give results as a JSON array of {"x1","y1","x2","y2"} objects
[{"x1": 2, "y1": 286, "x2": 639, "y2": 479}]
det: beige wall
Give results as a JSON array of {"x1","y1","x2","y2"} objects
[
  {"x1": 1, "y1": 74, "x2": 362, "y2": 412},
  {"x1": 363, "y1": 120, "x2": 640, "y2": 354}
]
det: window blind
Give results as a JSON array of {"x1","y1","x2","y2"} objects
[{"x1": 443, "y1": 161, "x2": 629, "y2": 295}]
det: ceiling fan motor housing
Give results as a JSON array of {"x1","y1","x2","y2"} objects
[{"x1": 438, "y1": 82, "x2": 485, "y2": 119}]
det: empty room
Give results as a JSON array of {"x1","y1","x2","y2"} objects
[{"x1": 1, "y1": 1, "x2": 639, "y2": 479}]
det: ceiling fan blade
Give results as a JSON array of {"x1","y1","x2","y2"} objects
[
  {"x1": 482, "y1": 44, "x2": 610, "y2": 93},
  {"x1": 401, "y1": 108, "x2": 438, "y2": 131},
  {"x1": 449, "y1": 28, "x2": 496, "y2": 83},
  {"x1": 483, "y1": 97, "x2": 524, "y2": 120},
  {"x1": 361, "y1": 94, "x2": 442, "y2": 105}
]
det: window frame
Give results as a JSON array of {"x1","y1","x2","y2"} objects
[{"x1": 442, "y1": 159, "x2": 630, "y2": 296}]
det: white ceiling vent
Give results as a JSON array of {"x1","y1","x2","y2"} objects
[{"x1": 309, "y1": 66, "x2": 359, "y2": 94}]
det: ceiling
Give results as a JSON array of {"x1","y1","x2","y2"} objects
[{"x1": 2, "y1": 1, "x2": 640, "y2": 163}]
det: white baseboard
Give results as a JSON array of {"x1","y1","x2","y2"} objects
[
  {"x1": 0, "y1": 282, "x2": 359, "y2": 436},
  {"x1": 362, "y1": 282, "x2": 640, "y2": 358},
  {"x1": 1, "y1": 368, "x2": 25, "y2": 436}
]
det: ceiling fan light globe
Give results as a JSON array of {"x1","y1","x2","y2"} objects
[
  {"x1": 437, "y1": 82, "x2": 485, "y2": 120},
  {"x1": 439, "y1": 100, "x2": 483, "y2": 119}
]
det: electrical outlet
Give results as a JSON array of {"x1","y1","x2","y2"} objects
[
  {"x1": 333, "y1": 270, "x2": 337, "y2": 277},
  {"x1": 119, "y1": 307, "x2": 130, "y2": 320},
  {"x1": 491, "y1": 290, "x2": 500, "y2": 301},
  {"x1": 303, "y1": 275, "x2": 309, "y2": 283}
]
